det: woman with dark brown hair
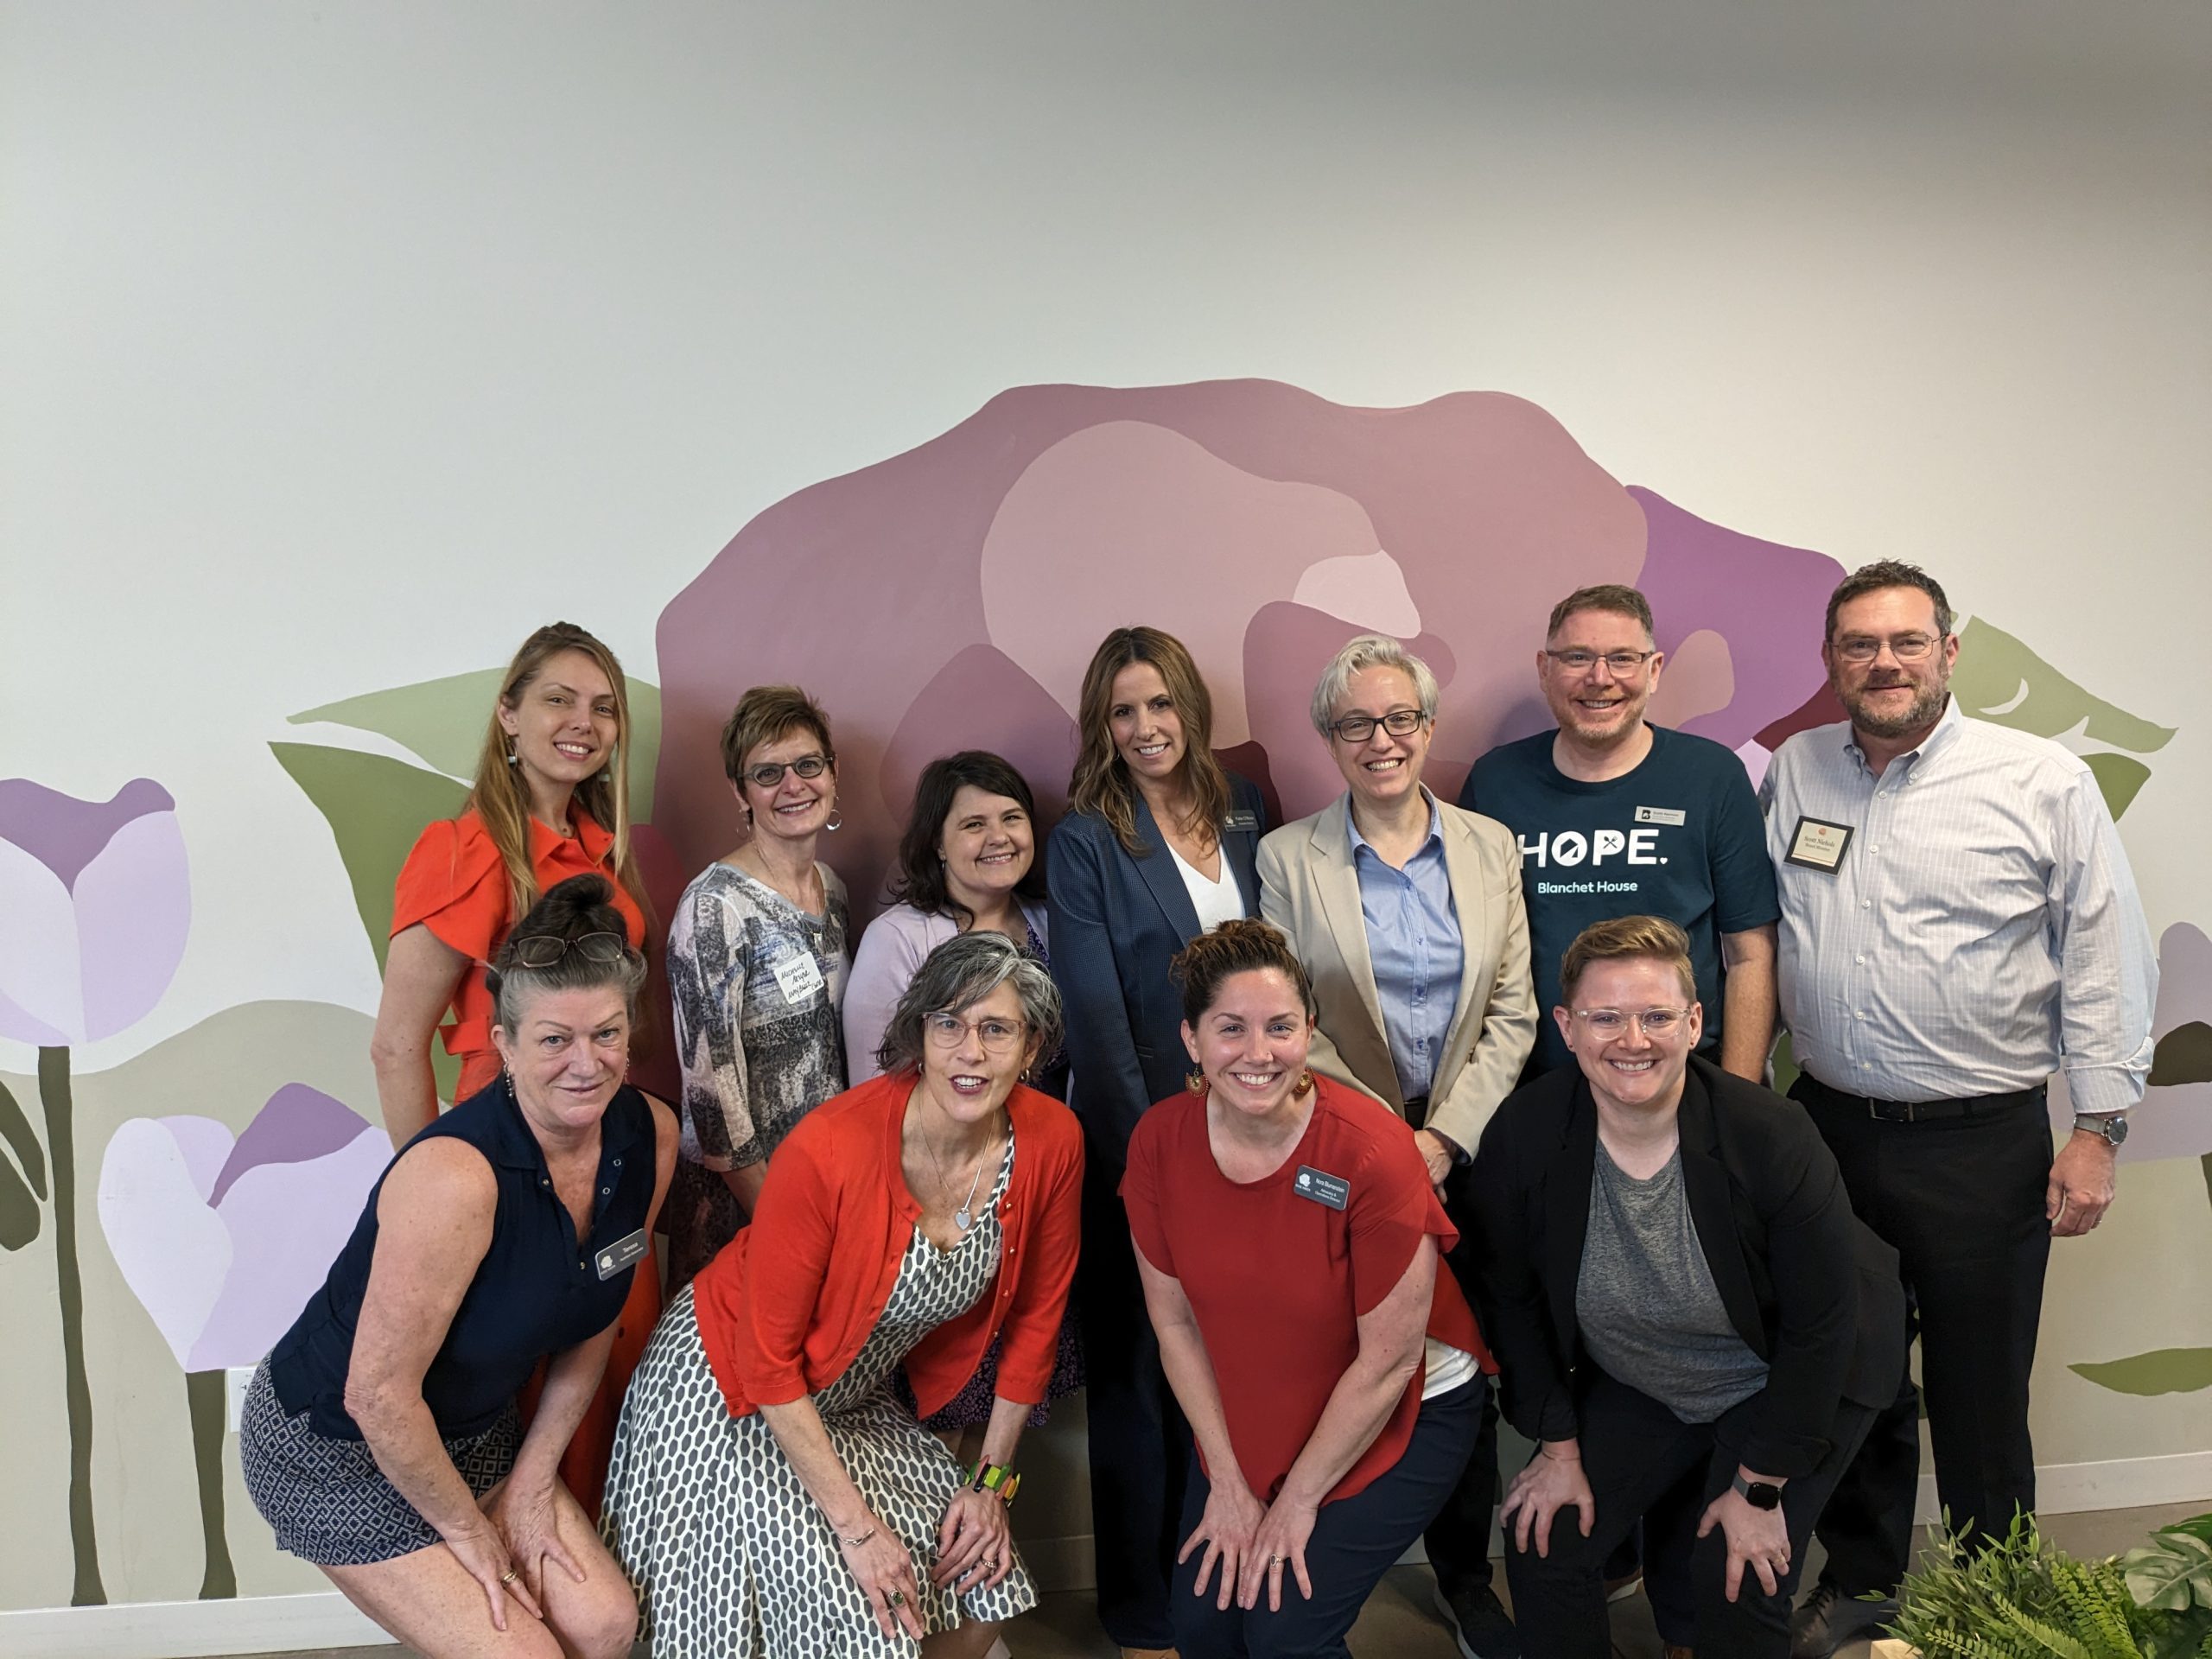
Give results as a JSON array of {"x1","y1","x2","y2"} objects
[
  {"x1": 663, "y1": 683, "x2": 852, "y2": 1288},
  {"x1": 1046, "y1": 625, "x2": 1268, "y2": 1658}
]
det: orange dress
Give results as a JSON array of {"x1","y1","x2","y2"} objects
[{"x1": 390, "y1": 805, "x2": 658, "y2": 1517}]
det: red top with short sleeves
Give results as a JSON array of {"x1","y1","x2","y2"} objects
[
  {"x1": 1121, "y1": 1076, "x2": 1491, "y2": 1506},
  {"x1": 391, "y1": 806, "x2": 646, "y2": 1099}
]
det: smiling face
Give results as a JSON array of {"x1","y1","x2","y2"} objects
[
  {"x1": 1107, "y1": 661, "x2": 1186, "y2": 785},
  {"x1": 1825, "y1": 586, "x2": 1959, "y2": 741},
  {"x1": 498, "y1": 648, "x2": 620, "y2": 805},
  {"x1": 1539, "y1": 607, "x2": 1662, "y2": 750},
  {"x1": 938, "y1": 785, "x2": 1033, "y2": 913},
  {"x1": 1181, "y1": 966, "x2": 1315, "y2": 1124},
  {"x1": 494, "y1": 985, "x2": 630, "y2": 1133},
  {"x1": 918, "y1": 981, "x2": 1036, "y2": 1127},
  {"x1": 735, "y1": 726, "x2": 836, "y2": 845},
  {"x1": 1326, "y1": 664, "x2": 1433, "y2": 810},
  {"x1": 1555, "y1": 957, "x2": 1702, "y2": 1116}
]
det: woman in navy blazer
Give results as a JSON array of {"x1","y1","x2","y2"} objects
[{"x1": 1048, "y1": 625, "x2": 1266, "y2": 1658}]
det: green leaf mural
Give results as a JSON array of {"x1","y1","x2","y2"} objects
[
  {"x1": 1951, "y1": 618, "x2": 2176, "y2": 819},
  {"x1": 2069, "y1": 1349, "x2": 2212, "y2": 1397},
  {"x1": 289, "y1": 670, "x2": 661, "y2": 823},
  {"x1": 270, "y1": 744, "x2": 471, "y2": 969}
]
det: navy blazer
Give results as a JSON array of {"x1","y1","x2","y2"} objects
[
  {"x1": 1047, "y1": 773, "x2": 1267, "y2": 1169},
  {"x1": 1469, "y1": 1054, "x2": 1906, "y2": 1479}
]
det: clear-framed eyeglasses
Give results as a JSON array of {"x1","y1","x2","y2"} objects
[
  {"x1": 922, "y1": 1012, "x2": 1028, "y2": 1053},
  {"x1": 744, "y1": 753, "x2": 830, "y2": 790},
  {"x1": 1327, "y1": 708, "x2": 1428, "y2": 744},
  {"x1": 509, "y1": 931, "x2": 629, "y2": 969},
  {"x1": 1573, "y1": 1007, "x2": 1691, "y2": 1039},
  {"x1": 1544, "y1": 649, "x2": 1656, "y2": 676},
  {"x1": 1832, "y1": 632, "x2": 1946, "y2": 664}
]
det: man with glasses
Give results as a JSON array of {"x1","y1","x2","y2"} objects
[
  {"x1": 1760, "y1": 561, "x2": 2157, "y2": 1657},
  {"x1": 1456, "y1": 584, "x2": 1779, "y2": 1655},
  {"x1": 1459, "y1": 584, "x2": 1779, "y2": 1083}
]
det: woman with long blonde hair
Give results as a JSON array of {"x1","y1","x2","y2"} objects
[
  {"x1": 1046, "y1": 625, "x2": 1268, "y2": 1658},
  {"x1": 371, "y1": 620, "x2": 658, "y2": 1516}
]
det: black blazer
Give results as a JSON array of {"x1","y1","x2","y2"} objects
[
  {"x1": 1046, "y1": 773, "x2": 1267, "y2": 1169},
  {"x1": 1469, "y1": 1054, "x2": 1905, "y2": 1479}
]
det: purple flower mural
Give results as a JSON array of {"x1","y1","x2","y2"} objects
[
  {"x1": 99, "y1": 1085, "x2": 389, "y2": 1599},
  {"x1": 0, "y1": 777, "x2": 190, "y2": 1606}
]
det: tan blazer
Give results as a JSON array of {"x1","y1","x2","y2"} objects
[{"x1": 1258, "y1": 791, "x2": 1535, "y2": 1154}]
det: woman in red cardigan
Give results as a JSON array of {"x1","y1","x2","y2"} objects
[
  {"x1": 601, "y1": 931, "x2": 1082, "y2": 1659},
  {"x1": 1122, "y1": 919, "x2": 1491, "y2": 1659}
]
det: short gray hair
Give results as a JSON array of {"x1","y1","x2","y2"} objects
[
  {"x1": 874, "y1": 931, "x2": 1065, "y2": 1078},
  {"x1": 1309, "y1": 634, "x2": 1441, "y2": 738}
]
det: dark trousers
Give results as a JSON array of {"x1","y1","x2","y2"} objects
[
  {"x1": 1173, "y1": 1380, "x2": 1479, "y2": 1659},
  {"x1": 1079, "y1": 1167, "x2": 1194, "y2": 1649},
  {"x1": 1426, "y1": 1159, "x2": 1500, "y2": 1598},
  {"x1": 1795, "y1": 1076, "x2": 2054, "y2": 1594},
  {"x1": 1504, "y1": 1371, "x2": 1874, "y2": 1659}
]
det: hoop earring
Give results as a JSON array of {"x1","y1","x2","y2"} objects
[
  {"x1": 1296, "y1": 1067, "x2": 1315, "y2": 1095},
  {"x1": 1185, "y1": 1069, "x2": 1209, "y2": 1097},
  {"x1": 824, "y1": 803, "x2": 844, "y2": 832}
]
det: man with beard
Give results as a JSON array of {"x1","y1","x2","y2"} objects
[
  {"x1": 1761, "y1": 561, "x2": 2156, "y2": 1658},
  {"x1": 1451, "y1": 584, "x2": 1779, "y2": 1657}
]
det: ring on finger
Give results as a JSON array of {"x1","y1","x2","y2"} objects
[{"x1": 499, "y1": 1569, "x2": 518, "y2": 1585}]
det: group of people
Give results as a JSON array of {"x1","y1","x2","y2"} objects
[{"x1": 235, "y1": 559, "x2": 2156, "y2": 1659}]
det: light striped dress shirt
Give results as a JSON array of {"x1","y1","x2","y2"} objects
[
  {"x1": 1347, "y1": 792, "x2": 1464, "y2": 1108},
  {"x1": 1758, "y1": 700, "x2": 2156, "y2": 1115}
]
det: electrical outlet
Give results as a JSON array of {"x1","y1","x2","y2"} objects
[{"x1": 225, "y1": 1366, "x2": 257, "y2": 1433}]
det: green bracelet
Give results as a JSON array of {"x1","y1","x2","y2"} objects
[{"x1": 965, "y1": 1459, "x2": 1021, "y2": 1505}]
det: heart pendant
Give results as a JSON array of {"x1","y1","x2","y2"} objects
[{"x1": 954, "y1": 1207, "x2": 973, "y2": 1230}]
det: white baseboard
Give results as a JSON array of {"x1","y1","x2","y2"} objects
[
  {"x1": 0, "y1": 1591, "x2": 387, "y2": 1659},
  {"x1": 1915, "y1": 1449, "x2": 2212, "y2": 1527},
  {"x1": 9, "y1": 1452, "x2": 2208, "y2": 1659}
]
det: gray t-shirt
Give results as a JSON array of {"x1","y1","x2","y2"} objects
[{"x1": 1574, "y1": 1141, "x2": 1769, "y2": 1424}]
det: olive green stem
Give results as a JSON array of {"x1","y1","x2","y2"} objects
[{"x1": 40, "y1": 1045, "x2": 105, "y2": 1605}]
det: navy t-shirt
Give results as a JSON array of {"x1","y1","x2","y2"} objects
[{"x1": 1459, "y1": 725, "x2": 1779, "y2": 1075}]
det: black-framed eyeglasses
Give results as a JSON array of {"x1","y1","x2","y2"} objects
[
  {"x1": 744, "y1": 753, "x2": 830, "y2": 790},
  {"x1": 1833, "y1": 632, "x2": 1946, "y2": 664},
  {"x1": 923, "y1": 1012, "x2": 1028, "y2": 1053},
  {"x1": 1327, "y1": 708, "x2": 1428, "y2": 744},
  {"x1": 509, "y1": 931, "x2": 629, "y2": 969},
  {"x1": 1545, "y1": 649, "x2": 1656, "y2": 675}
]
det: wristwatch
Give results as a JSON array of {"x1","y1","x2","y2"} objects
[
  {"x1": 1732, "y1": 1471, "x2": 1784, "y2": 1510},
  {"x1": 2073, "y1": 1113, "x2": 2129, "y2": 1147}
]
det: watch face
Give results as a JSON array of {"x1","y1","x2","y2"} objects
[{"x1": 1742, "y1": 1479, "x2": 1784, "y2": 1510}]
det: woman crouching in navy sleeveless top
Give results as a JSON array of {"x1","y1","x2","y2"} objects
[{"x1": 243, "y1": 875, "x2": 677, "y2": 1659}]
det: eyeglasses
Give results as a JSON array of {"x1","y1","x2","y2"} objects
[
  {"x1": 1327, "y1": 708, "x2": 1427, "y2": 744},
  {"x1": 509, "y1": 931, "x2": 629, "y2": 969},
  {"x1": 1545, "y1": 649, "x2": 1656, "y2": 676},
  {"x1": 923, "y1": 1012, "x2": 1028, "y2": 1053},
  {"x1": 1572, "y1": 1007, "x2": 1691, "y2": 1038},
  {"x1": 744, "y1": 753, "x2": 830, "y2": 790},
  {"x1": 1833, "y1": 633, "x2": 1945, "y2": 664}
]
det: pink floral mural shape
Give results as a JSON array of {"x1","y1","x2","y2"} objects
[
  {"x1": 0, "y1": 779, "x2": 189, "y2": 1046},
  {"x1": 878, "y1": 645, "x2": 1080, "y2": 858},
  {"x1": 653, "y1": 380, "x2": 1891, "y2": 920},
  {"x1": 98, "y1": 1084, "x2": 388, "y2": 1370}
]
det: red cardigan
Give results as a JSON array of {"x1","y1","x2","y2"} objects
[{"x1": 691, "y1": 1073, "x2": 1084, "y2": 1417}]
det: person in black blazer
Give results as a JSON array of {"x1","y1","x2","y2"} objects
[
  {"x1": 1470, "y1": 916, "x2": 1904, "y2": 1659},
  {"x1": 1048, "y1": 625, "x2": 1266, "y2": 1658}
]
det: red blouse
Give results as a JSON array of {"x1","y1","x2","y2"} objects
[
  {"x1": 1122, "y1": 1076, "x2": 1491, "y2": 1507},
  {"x1": 691, "y1": 1073, "x2": 1084, "y2": 1418},
  {"x1": 391, "y1": 806, "x2": 646, "y2": 1100}
]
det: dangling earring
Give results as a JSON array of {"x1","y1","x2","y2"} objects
[
  {"x1": 1185, "y1": 1069, "x2": 1210, "y2": 1097},
  {"x1": 824, "y1": 801, "x2": 843, "y2": 832},
  {"x1": 505, "y1": 743, "x2": 519, "y2": 766}
]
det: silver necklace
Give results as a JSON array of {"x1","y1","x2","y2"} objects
[{"x1": 924, "y1": 1125, "x2": 999, "y2": 1230}]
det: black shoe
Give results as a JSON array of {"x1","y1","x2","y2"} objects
[
  {"x1": 1433, "y1": 1579, "x2": 1522, "y2": 1659},
  {"x1": 1789, "y1": 1579, "x2": 1899, "y2": 1659}
]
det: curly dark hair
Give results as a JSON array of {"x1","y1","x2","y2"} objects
[{"x1": 1169, "y1": 918, "x2": 1319, "y2": 1027}]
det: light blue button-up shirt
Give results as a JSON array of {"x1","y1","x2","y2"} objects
[
  {"x1": 1760, "y1": 699, "x2": 2156, "y2": 1115},
  {"x1": 1348, "y1": 791, "x2": 1465, "y2": 1109}
]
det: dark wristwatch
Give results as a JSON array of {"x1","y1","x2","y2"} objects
[
  {"x1": 1732, "y1": 1472, "x2": 1784, "y2": 1510},
  {"x1": 2073, "y1": 1113, "x2": 2129, "y2": 1147}
]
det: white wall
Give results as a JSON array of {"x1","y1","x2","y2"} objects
[{"x1": 4, "y1": 0, "x2": 2208, "y2": 1624}]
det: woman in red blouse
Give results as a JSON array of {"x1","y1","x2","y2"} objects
[
  {"x1": 370, "y1": 620, "x2": 656, "y2": 1516},
  {"x1": 1122, "y1": 918, "x2": 1489, "y2": 1659}
]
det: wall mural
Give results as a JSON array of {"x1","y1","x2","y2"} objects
[{"x1": 1, "y1": 380, "x2": 2205, "y2": 1611}]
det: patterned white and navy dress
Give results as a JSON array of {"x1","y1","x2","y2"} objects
[{"x1": 603, "y1": 1140, "x2": 1033, "y2": 1656}]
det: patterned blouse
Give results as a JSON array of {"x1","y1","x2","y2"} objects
[{"x1": 666, "y1": 861, "x2": 851, "y2": 1172}]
